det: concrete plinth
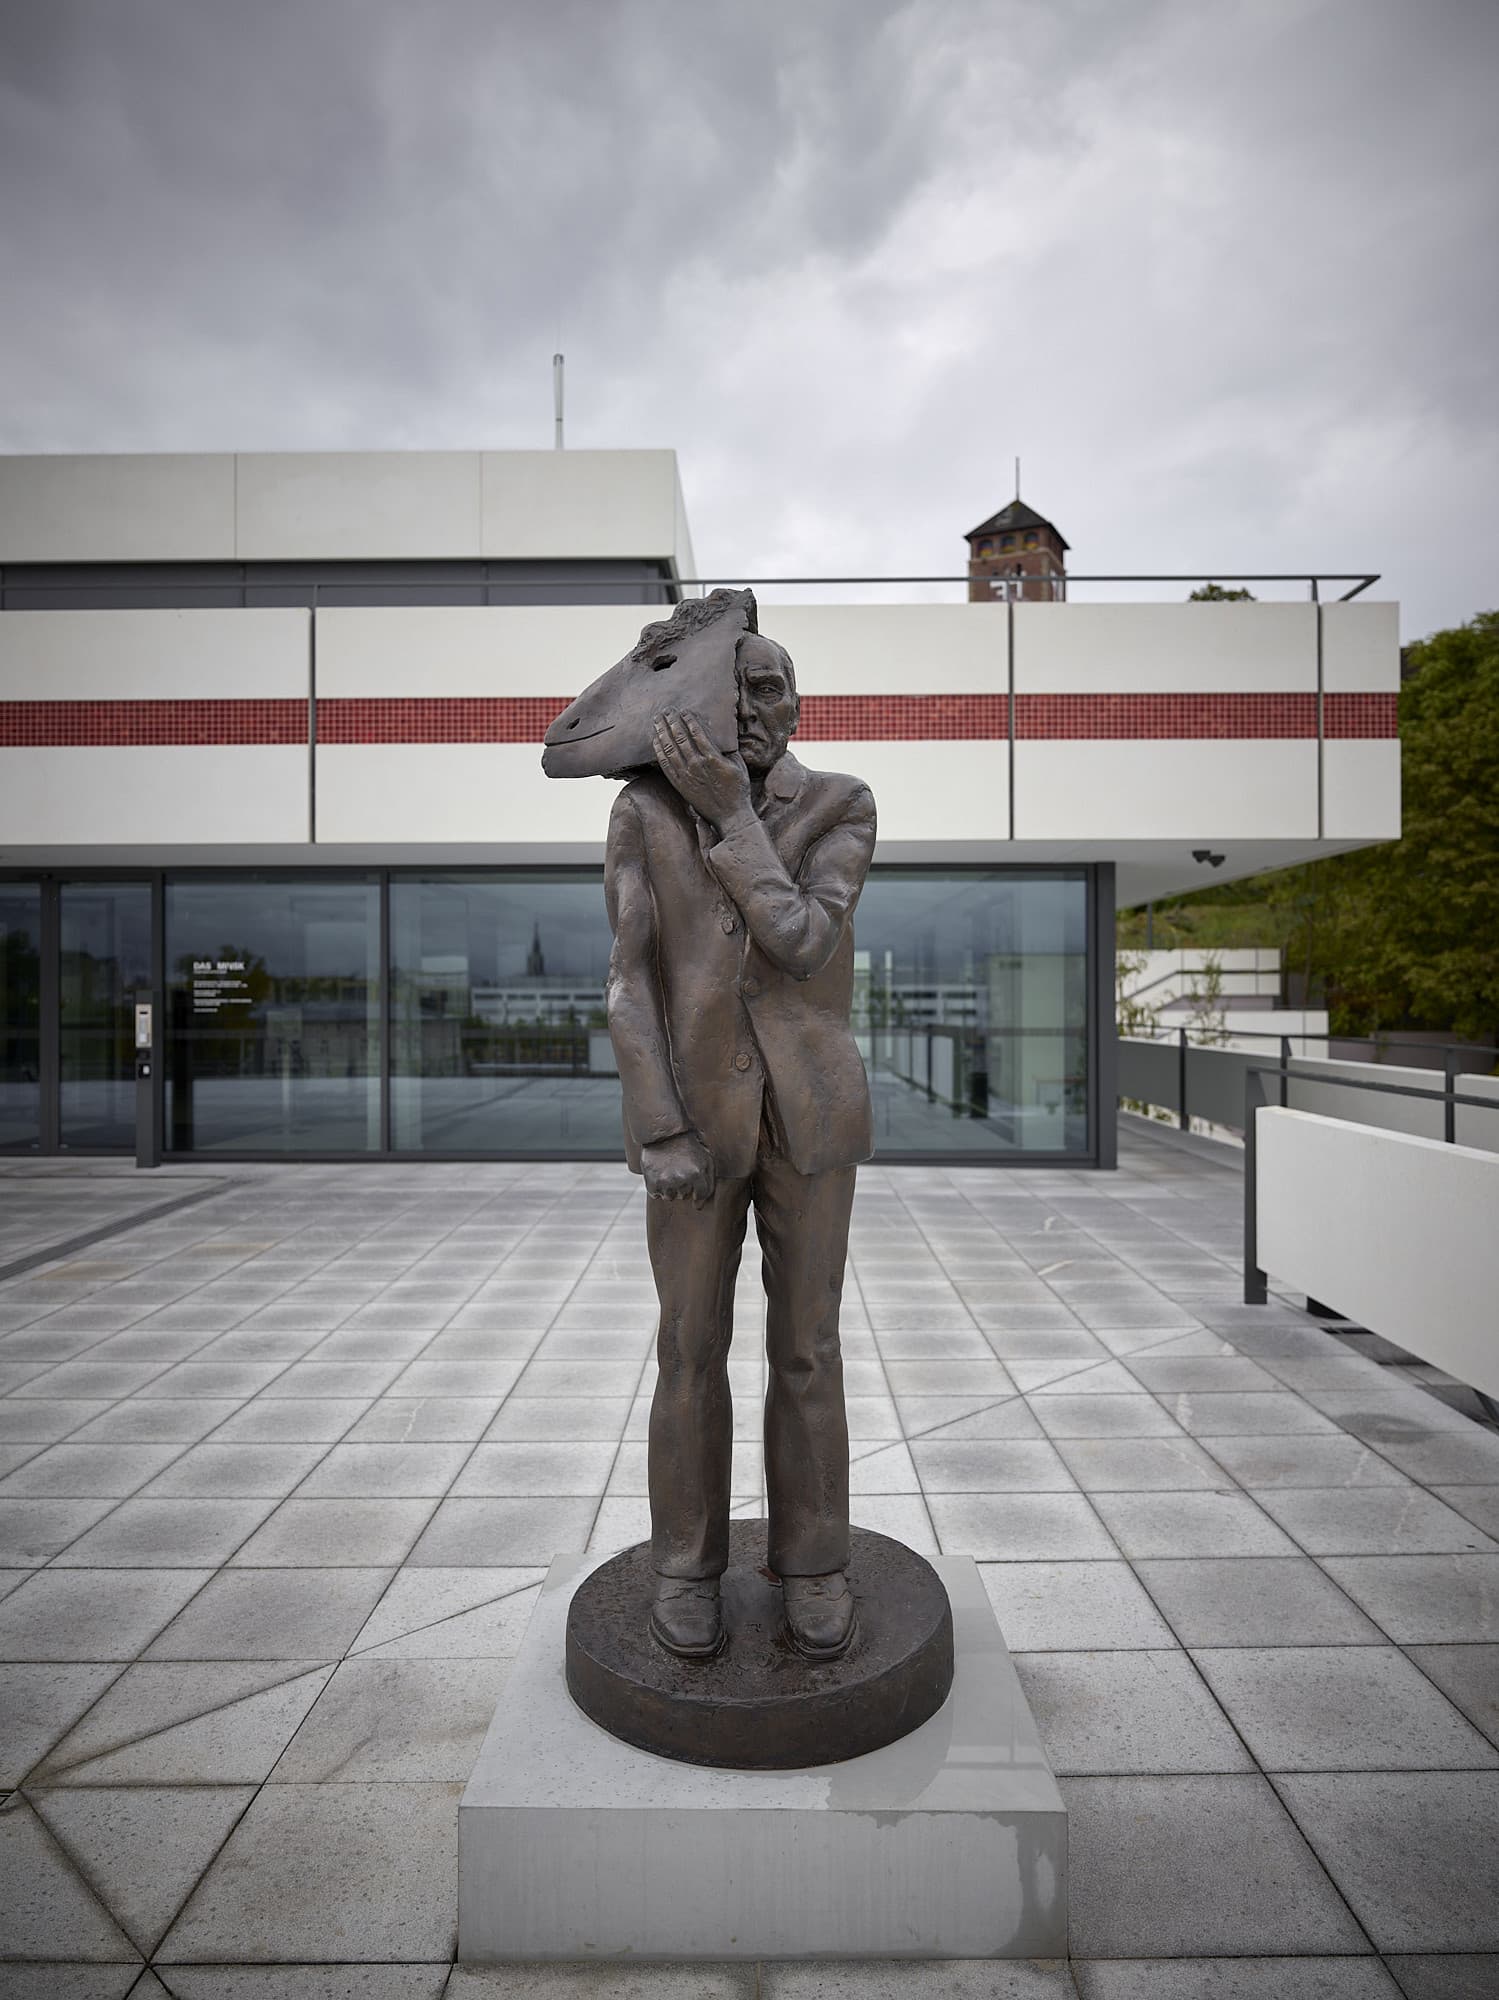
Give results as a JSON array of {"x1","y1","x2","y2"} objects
[{"x1": 458, "y1": 1548, "x2": 1067, "y2": 1962}]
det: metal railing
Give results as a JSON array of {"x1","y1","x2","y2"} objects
[{"x1": 1121, "y1": 1026, "x2": 1493, "y2": 1137}]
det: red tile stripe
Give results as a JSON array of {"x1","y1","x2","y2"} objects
[
  {"x1": 0, "y1": 699, "x2": 307, "y2": 746},
  {"x1": 0, "y1": 690, "x2": 1399, "y2": 747}
]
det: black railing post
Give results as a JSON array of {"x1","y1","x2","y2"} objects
[
  {"x1": 1445, "y1": 1048, "x2": 1459, "y2": 1144},
  {"x1": 1280, "y1": 1034, "x2": 1291, "y2": 1108},
  {"x1": 1178, "y1": 1026, "x2": 1189, "y2": 1131},
  {"x1": 1244, "y1": 1066, "x2": 1267, "y2": 1304}
]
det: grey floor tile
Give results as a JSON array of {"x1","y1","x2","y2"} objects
[
  {"x1": 0, "y1": 1793, "x2": 138, "y2": 1962},
  {"x1": 450, "y1": 1966, "x2": 758, "y2": 1997},
  {"x1": 0, "y1": 1496, "x2": 117, "y2": 1564},
  {"x1": 844, "y1": 1493, "x2": 939, "y2": 1553},
  {"x1": 351, "y1": 1397, "x2": 504, "y2": 1441},
  {"x1": 1320, "y1": 1556, "x2": 1499, "y2": 1644},
  {"x1": 16, "y1": 1363, "x2": 168, "y2": 1400},
  {"x1": 132, "y1": 1362, "x2": 284, "y2": 1400},
  {"x1": 980, "y1": 1561, "x2": 1177, "y2": 1650},
  {"x1": 1126, "y1": 1355, "x2": 1280, "y2": 1392},
  {"x1": 1202, "y1": 1434, "x2": 1413, "y2": 1488},
  {"x1": 156, "y1": 1781, "x2": 460, "y2": 1962},
  {"x1": 760, "y1": 1964, "x2": 1075, "y2": 1997},
  {"x1": 0, "y1": 1443, "x2": 185, "y2": 1497},
  {"x1": 142, "y1": 1443, "x2": 330, "y2": 1498},
  {"x1": 269, "y1": 1656, "x2": 508, "y2": 1780},
  {"x1": 1304, "y1": 1390, "x2": 1477, "y2": 1440},
  {"x1": 160, "y1": 1969, "x2": 451, "y2": 1999},
  {"x1": 1370, "y1": 1430, "x2": 1499, "y2": 1484},
  {"x1": 293, "y1": 1442, "x2": 471, "y2": 1497},
  {"x1": 213, "y1": 1398, "x2": 371, "y2": 1442},
  {"x1": 408, "y1": 1495, "x2": 598, "y2": 1566},
  {"x1": 1253, "y1": 1488, "x2": 1497, "y2": 1557},
  {"x1": 0, "y1": 1663, "x2": 119, "y2": 1785},
  {"x1": 56, "y1": 1498, "x2": 276, "y2": 1569},
  {"x1": 71, "y1": 1401, "x2": 246, "y2": 1444},
  {"x1": 897, "y1": 1394, "x2": 1042, "y2": 1439},
  {"x1": 32, "y1": 1784, "x2": 254, "y2": 1955},
  {"x1": 1062, "y1": 1773, "x2": 1365, "y2": 1956},
  {"x1": 1030, "y1": 1396, "x2": 1185, "y2": 1439},
  {"x1": 348, "y1": 1566, "x2": 544, "y2": 1660},
  {"x1": 481, "y1": 1397, "x2": 632, "y2": 1442},
  {"x1": 1434, "y1": 1487, "x2": 1499, "y2": 1539},
  {"x1": 1382, "y1": 1955, "x2": 1499, "y2": 1999},
  {"x1": 1090, "y1": 1490, "x2": 1295, "y2": 1558},
  {"x1": 1052, "y1": 1436, "x2": 1227, "y2": 1490},
  {"x1": 1134, "y1": 1557, "x2": 1383, "y2": 1647},
  {"x1": 0, "y1": 1400, "x2": 113, "y2": 1443},
  {"x1": 1015, "y1": 1649, "x2": 1251, "y2": 1774},
  {"x1": 257, "y1": 1361, "x2": 403, "y2": 1399},
  {"x1": 928, "y1": 1492, "x2": 1115, "y2": 1560},
  {"x1": 1072, "y1": 1960, "x2": 1398, "y2": 1998},
  {"x1": 227, "y1": 1496, "x2": 435, "y2": 1567},
  {"x1": 143, "y1": 1567, "x2": 394, "y2": 1660},
  {"x1": 453, "y1": 1441, "x2": 618, "y2": 1497},
  {"x1": 40, "y1": 1661, "x2": 335, "y2": 1784},
  {"x1": 1160, "y1": 1392, "x2": 1340, "y2": 1436},
  {"x1": 1406, "y1": 1645, "x2": 1499, "y2": 1748},
  {"x1": 1195, "y1": 1645, "x2": 1499, "y2": 1771},
  {"x1": 0, "y1": 1964, "x2": 143, "y2": 1997},
  {"x1": 1275, "y1": 1770, "x2": 1499, "y2": 1949},
  {"x1": 0, "y1": 1567, "x2": 212, "y2": 1662},
  {"x1": 910, "y1": 1439, "x2": 1077, "y2": 1491}
]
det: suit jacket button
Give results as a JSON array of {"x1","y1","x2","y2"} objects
[
  {"x1": 734, "y1": 1052, "x2": 753, "y2": 1071},
  {"x1": 720, "y1": 914, "x2": 736, "y2": 933},
  {"x1": 743, "y1": 978, "x2": 760, "y2": 999}
]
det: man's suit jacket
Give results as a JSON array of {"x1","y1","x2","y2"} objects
[{"x1": 604, "y1": 749, "x2": 876, "y2": 1181}]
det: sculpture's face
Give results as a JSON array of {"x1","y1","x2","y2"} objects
[
  {"x1": 735, "y1": 636, "x2": 799, "y2": 775},
  {"x1": 541, "y1": 593, "x2": 753, "y2": 779}
]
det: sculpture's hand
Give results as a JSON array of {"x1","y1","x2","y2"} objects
[
  {"x1": 651, "y1": 710, "x2": 753, "y2": 830},
  {"x1": 640, "y1": 1130, "x2": 716, "y2": 1208}
]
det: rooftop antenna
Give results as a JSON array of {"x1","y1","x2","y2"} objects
[
  {"x1": 1014, "y1": 454, "x2": 1021, "y2": 499},
  {"x1": 553, "y1": 353, "x2": 565, "y2": 450}
]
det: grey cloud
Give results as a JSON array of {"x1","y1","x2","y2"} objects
[{"x1": 0, "y1": 0, "x2": 1494, "y2": 637}]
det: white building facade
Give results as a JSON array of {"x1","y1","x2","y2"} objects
[{"x1": 0, "y1": 451, "x2": 1400, "y2": 1167}]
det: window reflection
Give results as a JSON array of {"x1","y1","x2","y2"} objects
[
  {"x1": 852, "y1": 872, "x2": 1090, "y2": 1154},
  {"x1": 390, "y1": 873, "x2": 621, "y2": 1152},
  {"x1": 165, "y1": 877, "x2": 380, "y2": 1153},
  {"x1": 60, "y1": 883, "x2": 151, "y2": 1149},
  {"x1": 0, "y1": 884, "x2": 42, "y2": 1151}
]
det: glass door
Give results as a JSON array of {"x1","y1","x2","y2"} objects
[
  {"x1": 0, "y1": 884, "x2": 42, "y2": 1150},
  {"x1": 60, "y1": 883, "x2": 152, "y2": 1149}
]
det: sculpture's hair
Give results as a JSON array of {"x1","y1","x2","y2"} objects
[{"x1": 627, "y1": 587, "x2": 758, "y2": 667}]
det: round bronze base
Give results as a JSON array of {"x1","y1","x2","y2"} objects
[{"x1": 564, "y1": 1518, "x2": 954, "y2": 1770}]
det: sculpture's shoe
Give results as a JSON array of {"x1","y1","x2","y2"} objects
[
  {"x1": 781, "y1": 1570, "x2": 858, "y2": 1659},
  {"x1": 649, "y1": 1576, "x2": 725, "y2": 1659}
]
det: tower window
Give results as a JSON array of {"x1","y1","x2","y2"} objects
[{"x1": 1001, "y1": 534, "x2": 1016, "y2": 550}]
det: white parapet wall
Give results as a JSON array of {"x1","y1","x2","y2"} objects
[
  {"x1": 1287, "y1": 1059, "x2": 1499, "y2": 1154},
  {"x1": 1255, "y1": 1107, "x2": 1499, "y2": 1400}
]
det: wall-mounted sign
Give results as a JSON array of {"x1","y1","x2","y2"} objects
[{"x1": 191, "y1": 959, "x2": 250, "y2": 1014}]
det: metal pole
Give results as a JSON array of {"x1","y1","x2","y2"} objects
[
  {"x1": 1445, "y1": 1048, "x2": 1459, "y2": 1144},
  {"x1": 1178, "y1": 1026, "x2": 1189, "y2": 1131},
  {"x1": 1280, "y1": 1035, "x2": 1290, "y2": 1109},
  {"x1": 1243, "y1": 1067, "x2": 1266, "y2": 1303}
]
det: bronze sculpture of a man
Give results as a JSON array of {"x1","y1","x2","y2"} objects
[{"x1": 544, "y1": 593, "x2": 874, "y2": 1664}]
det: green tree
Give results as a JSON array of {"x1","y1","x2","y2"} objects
[{"x1": 1189, "y1": 582, "x2": 1257, "y2": 601}]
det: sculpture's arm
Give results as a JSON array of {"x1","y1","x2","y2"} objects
[
  {"x1": 604, "y1": 790, "x2": 692, "y2": 1147},
  {"x1": 706, "y1": 785, "x2": 877, "y2": 981}
]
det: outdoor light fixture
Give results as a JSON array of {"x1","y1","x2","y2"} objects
[{"x1": 1191, "y1": 849, "x2": 1226, "y2": 867}]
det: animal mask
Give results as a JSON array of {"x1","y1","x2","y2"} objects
[{"x1": 541, "y1": 587, "x2": 757, "y2": 779}]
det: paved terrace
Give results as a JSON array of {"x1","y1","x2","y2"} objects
[{"x1": 1, "y1": 1128, "x2": 1497, "y2": 2000}]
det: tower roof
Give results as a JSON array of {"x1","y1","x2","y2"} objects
[{"x1": 965, "y1": 498, "x2": 1069, "y2": 550}]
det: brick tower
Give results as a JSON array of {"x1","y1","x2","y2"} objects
[{"x1": 965, "y1": 497, "x2": 1068, "y2": 603}]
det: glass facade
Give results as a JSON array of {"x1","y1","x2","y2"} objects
[
  {"x1": 60, "y1": 883, "x2": 152, "y2": 1149},
  {"x1": 0, "y1": 884, "x2": 42, "y2": 1151},
  {"x1": 3, "y1": 867, "x2": 1102, "y2": 1162},
  {"x1": 165, "y1": 877, "x2": 381, "y2": 1154}
]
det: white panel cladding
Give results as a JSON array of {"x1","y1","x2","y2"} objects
[
  {"x1": 1014, "y1": 740, "x2": 1318, "y2": 840},
  {"x1": 235, "y1": 453, "x2": 483, "y2": 560},
  {"x1": 0, "y1": 608, "x2": 309, "y2": 700},
  {"x1": 1321, "y1": 600, "x2": 1400, "y2": 690},
  {"x1": 1014, "y1": 601, "x2": 1317, "y2": 691},
  {"x1": 315, "y1": 744, "x2": 617, "y2": 846},
  {"x1": 480, "y1": 450, "x2": 680, "y2": 560},
  {"x1": 1323, "y1": 739, "x2": 1400, "y2": 839},
  {"x1": 766, "y1": 605, "x2": 1005, "y2": 693},
  {"x1": 0, "y1": 748, "x2": 308, "y2": 845},
  {"x1": 800, "y1": 741, "x2": 1007, "y2": 843},
  {"x1": 315, "y1": 605, "x2": 651, "y2": 698},
  {"x1": 0, "y1": 454, "x2": 237, "y2": 562},
  {"x1": 1256, "y1": 1108, "x2": 1499, "y2": 1399}
]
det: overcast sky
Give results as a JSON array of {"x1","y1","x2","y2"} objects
[{"x1": 1, "y1": 0, "x2": 1494, "y2": 639}]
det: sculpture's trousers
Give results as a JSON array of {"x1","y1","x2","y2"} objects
[{"x1": 646, "y1": 1138, "x2": 856, "y2": 1582}]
